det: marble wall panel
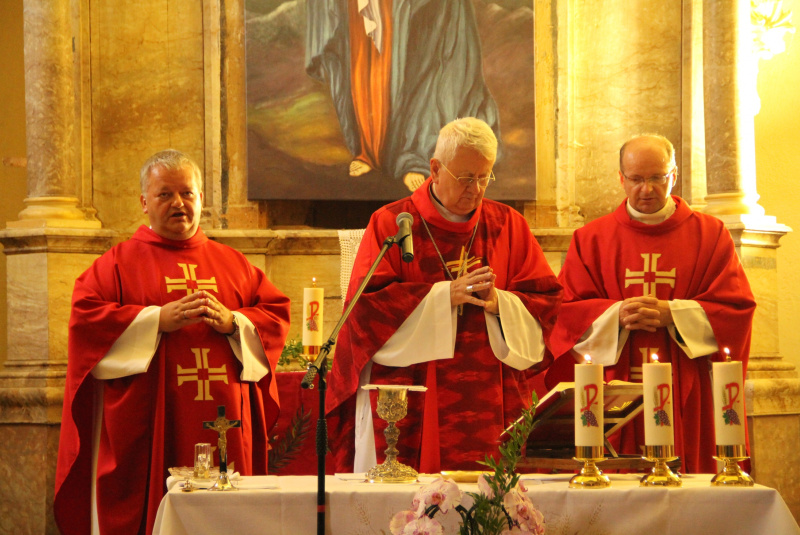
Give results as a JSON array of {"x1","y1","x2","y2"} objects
[
  {"x1": 48, "y1": 252, "x2": 100, "y2": 360},
  {"x1": 749, "y1": 414, "x2": 800, "y2": 520},
  {"x1": 0, "y1": 423, "x2": 60, "y2": 534},
  {"x1": 6, "y1": 252, "x2": 100, "y2": 364},
  {"x1": 269, "y1": 254, "x2": 342, "y2": 345},
  {"x1": 542, "y1": 251, "x2": 564, "y2": 278},
  {"x1": 6, "y1": 254, "x2": 49, "y2": 363},
  {"x1": 571, "y1": 0, "x2": 683, "y2": 222},
  {"x1": 90, "y1": 0, "x2": 205, "y2": 233},
  {"x1": 244, "y1": 253, "x2": 267, "y2": 274},
  {"x1": 742, "y1": 246, "x2": 779, "y2": 357}
]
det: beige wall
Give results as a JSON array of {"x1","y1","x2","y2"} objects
[
  {"x1": 755, "y1": 11, "x2": 800, "y2": 373},
  {"x1": 0, "y1": 1, "x2": 27, "y2": 367},
  {"x1": 0, "y1": 2, "x2": 799, "y2": 372}
]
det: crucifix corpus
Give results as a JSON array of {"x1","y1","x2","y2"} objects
[{"x1": 203, "y1": 405, "x2": 241, "y2": 491}]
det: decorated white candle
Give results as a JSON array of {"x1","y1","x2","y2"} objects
[
  {"x1": 642, "y1": 354, "x2": 675, "y2": 446},
  {"x1": 713, "y1": 348, "x2": 746, "y2": 446},
  {"x1": 574, "y1": 355, "x2": 604, "y2": 447},
  {"x1": 302, "y1": 279, "x2": 324, "y2": 347}
]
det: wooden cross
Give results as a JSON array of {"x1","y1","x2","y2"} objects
[{"x1": 203, "y1": 405, "x2": 241, "y2": 473}]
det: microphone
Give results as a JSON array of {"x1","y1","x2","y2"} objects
[{"x1": 395, "y1": 212, "x2": 414, "y2": 263}]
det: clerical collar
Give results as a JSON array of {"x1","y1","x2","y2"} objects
[
  {"x1": 627, "y1": 196, "x2": 676, "y2": 225},
  {"x1": 429, "y1": 183, "x2": 472, "y2": 222}
]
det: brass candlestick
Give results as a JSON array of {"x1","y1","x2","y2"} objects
[
  {"x1": 640, "y1": 445, "x2": 682, "y2": 487},
  {"x1": 363, "y1": 385, "x2": 426, "y2": 483},
  {"x1": 711, "y1": 444, "x2": 754, "y2": 486},
  {"x1": 569, "y1": 446, "x2": 610, "y2": 489}
]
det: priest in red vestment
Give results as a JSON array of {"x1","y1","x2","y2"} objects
[
  {"x1": 546, "y1": 134, "x2": 756, "y2": 473},
  {"x1": 327, "y1": 118, "x2": 562, "y2": 473},
  {"x1": 54, "y1": 150, "x2": 291, "y2": 535}
]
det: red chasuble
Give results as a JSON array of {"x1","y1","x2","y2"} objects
[
  {"x1": 327, "y1": 178, "x2": 562, "y2": 472},
  {"x1": 547, "y1": 197, "x2": 755, "y2": 473},
  {"x1": 54, "y1": 226, "x2": 290, "y2": 535}
]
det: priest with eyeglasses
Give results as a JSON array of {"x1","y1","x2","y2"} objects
[
  {"x1": 327, "y1": 117, "x2": 562, "y2": 474},
  {"x1": 546, "y1": 134, "x2": 756, "y2": 473}
]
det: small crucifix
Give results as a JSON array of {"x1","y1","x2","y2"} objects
[{"x1": 203, "y1": 405, "x2": 241, "y2": 474}]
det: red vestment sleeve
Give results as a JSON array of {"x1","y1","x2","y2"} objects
[{"x1": 55, "y1": 248, "x2": 147, "y2": 535}]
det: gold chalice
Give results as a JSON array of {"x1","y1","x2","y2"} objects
[{"x1": 362, "y1": 384, "x2": 427, "y2": 483}]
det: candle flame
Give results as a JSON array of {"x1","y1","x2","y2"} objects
[
  {"x1": 312, "y1": 277, "x2": 317, "y2": 287},
  {"x1": 723, "y1": 347, "x2": 731, "y2": 362},
  {"x1": 583, "y1": 354, "x2": 592, "y2": 364},
  {"x1": 651, "y1": 353, "x2": 659, "y2": 363}
]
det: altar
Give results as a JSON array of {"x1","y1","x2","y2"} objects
[{"x1": 153, "y1": 473, "x2": 799, "y2": 535}]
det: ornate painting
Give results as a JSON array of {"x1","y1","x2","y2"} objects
[{"x1": 246, "y1": 0, "x2": 535, "y2": 201}]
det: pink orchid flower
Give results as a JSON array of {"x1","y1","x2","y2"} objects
[
  {"x1": 390, "y1": 510, "x2": 419, "y2": 535},
  {"x1": 414, "y1": 477, "x2": 462, "y2": 513},
  {"x1": 401, "y1": 515, "x2": 444, "y2": 535},
  {"x1": 503, "y1": 487, "x2": 545, "y2": 534}
]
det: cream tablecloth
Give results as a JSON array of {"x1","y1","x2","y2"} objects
[{"x1": 153, "y1": 473, "x2": 799, "y2": 534}]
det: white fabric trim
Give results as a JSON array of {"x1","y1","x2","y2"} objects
[
  {"x1": 91, "y1": 383, "x2": 102, "y2": 535},
  {"x1": 574, "y1": 302, "x2": 628, "y2": 366},
  {"x1": 91, "y1": 306, "x2": 161, "y2": 379},
  {"x1": 91, "y1": 308, "x2": 268, "y2": 382},
  {"x1": 372, "y1": 281, "x2": 455, "y2": 366},
  {"x1": 229, "y1": 312, "x2": 271, "y2": 382},
  {"x1": 574, "y1": 299, "x2": 716, "y2": 366},
  {"x1": 668, "y1": 299, "x2": 718, "y2": 358},
  {"x1": 353, "y1": 361, "x2": 378, "y2": 473},
  {"x1": 626, "y1": 196, "x2": 677, "y2": 224},
  {"x1": 355, "y1": 283, "x2": 545, "y2": 469},
  {"x1": 486, "y1": 290, "x2": 545, "y2": 370}
]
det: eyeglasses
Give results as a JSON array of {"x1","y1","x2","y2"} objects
[
  {"x1": 439, "y1": 161, "x2": 496, "y2": 188},
  {"x1": 622, "y1": 168, "x2": 676, "y2": 187}
]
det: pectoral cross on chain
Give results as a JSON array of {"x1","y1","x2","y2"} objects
[
  {"x1": 446, "y1": 246, "x2": 482, "y2": 316},
  {"x1": 203, "y1": 405, "x2": 241, "y2": 473}
]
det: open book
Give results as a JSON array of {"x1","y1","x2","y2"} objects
[
  {"x1": 508, "y1": 381, "x2": 644, "y2": 456},
  {"x1": 537, "y1": 380, "x2": 639, "y2": 407}
]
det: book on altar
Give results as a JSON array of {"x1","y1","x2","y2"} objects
[{"x1": 522, "y1": 381, "x2": 644, "y2": 454}]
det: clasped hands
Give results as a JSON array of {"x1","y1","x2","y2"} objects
[
  {"x1": 450, "y1": 265, "x2": 499, "y2": 315},
  {"x1": 619, "y1": 296, "x2": 673, "y2": 332},
  {"x1": 159, "y1": 290, "x2": 235, "y2": 334}
]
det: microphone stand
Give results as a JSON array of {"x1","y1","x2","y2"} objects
[{"x1": 300, "y1": 230, "x2": 409, "y2": 535}]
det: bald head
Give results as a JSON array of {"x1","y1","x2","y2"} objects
[
  {"x1": 618, "y1": 134, "x2": 677, "y2": 214},
  {"x1": 619, "y1": 134, "x2": 675, "y2": 176}
]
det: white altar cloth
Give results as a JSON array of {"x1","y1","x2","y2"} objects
[{"x1": 153, "y1": 473, "x2": 799, "y2": 535}]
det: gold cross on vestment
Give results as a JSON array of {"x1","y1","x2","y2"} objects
[
  {"x1": 165, "y1": 263, "x2": 218, "y2": 296},
  {"x1": 177, "y1": 348, "x2": 229, "y2": 401},
  {"x1": 445, "y1": 245, "x2": 482, "y2": 277},
  {"x1": 624, "y1": 253, "x2": 676, "y2": 296},
  {"x1": 203, "y1": 405, "x2": 241, "y2": 473}
]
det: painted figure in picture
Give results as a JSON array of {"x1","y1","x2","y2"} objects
[{"x1": 306, "y1": 0, "x2": 501, "y2": 192}]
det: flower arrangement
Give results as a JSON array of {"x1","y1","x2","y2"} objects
[{"x1": 390, "y1": 394, "x2": 545, "y2": 535}]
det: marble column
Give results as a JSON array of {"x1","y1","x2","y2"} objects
[
  {"x1": 703, "y1": 0, "x2": 799, "y2": 520},
  {"x1": 0, "y1": 1, "x2": 104, "y2": 532},
  {"x1": 702, "y1": 0, "x2": 765, "y2": 217},
  {"x1": 11, "y1": 0, "x2": 98, "y2": 228}
]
